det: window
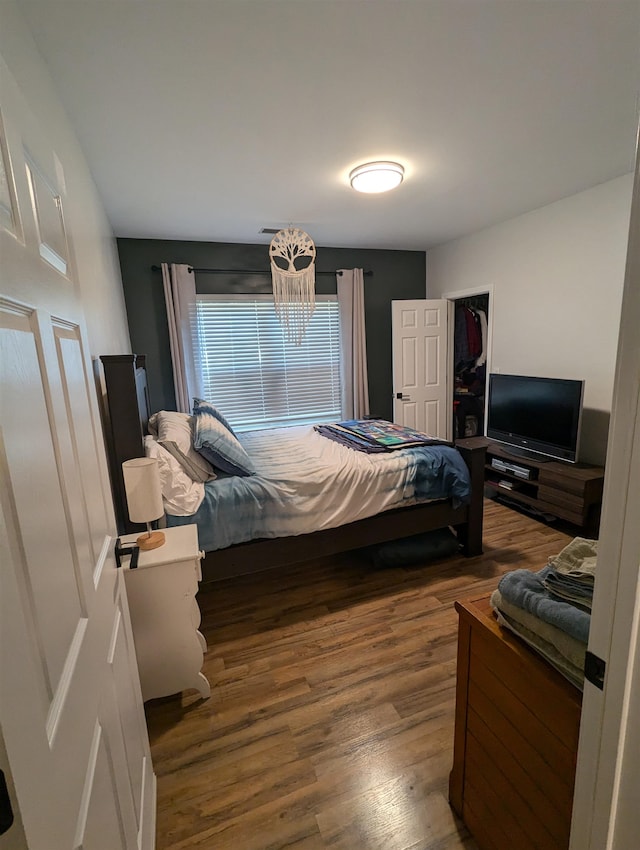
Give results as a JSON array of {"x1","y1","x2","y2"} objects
[{"x1": 195, "y1": 294, "x2": 342, "y2": 431}]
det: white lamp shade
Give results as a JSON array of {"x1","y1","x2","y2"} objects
[{"x1": 122, "y1": 458, "x2": 164, "y2": 523}]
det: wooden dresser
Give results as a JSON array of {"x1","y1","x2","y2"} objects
[{"x1": 449, "y1": 596, "x2": 583, "y2": 850}]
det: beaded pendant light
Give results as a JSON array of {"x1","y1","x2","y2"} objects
[{"x1": 269, "y1": 226, "x2": 316, "y2": 345}]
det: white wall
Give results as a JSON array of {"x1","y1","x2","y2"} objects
[
  {"x1": 0, "y1": 0, "x2": 130, "y2": 357},
  {"x1": 426, "y1": 176, "x2": 633, "y2": 464}
]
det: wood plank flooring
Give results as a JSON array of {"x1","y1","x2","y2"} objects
[{"x1": 145, "y1": 500, "x2": 575, "y2": 850}]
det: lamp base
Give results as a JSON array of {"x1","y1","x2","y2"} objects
[{"x1": 136, "y1": 530, "x2": 165, "y2": 551}]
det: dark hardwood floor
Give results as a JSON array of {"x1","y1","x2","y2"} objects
[{"x1": 145, "y1": 499, "x2": 575, "y2": 849}]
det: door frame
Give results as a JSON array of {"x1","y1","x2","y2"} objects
[
  {"x1": 569, "y1": 136, "x2": 640, "y2": 850},
  {"x1": 442, "y1": 284, "x2": 494, "y2": 434}
]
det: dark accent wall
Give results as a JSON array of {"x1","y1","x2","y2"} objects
[{"x1": 117, "y1": 238, "x2": 426, "y2": 419}]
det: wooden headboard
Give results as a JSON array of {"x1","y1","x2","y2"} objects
[{"x1": 100, "y1": 354, "x2": 150, "y2": 534}]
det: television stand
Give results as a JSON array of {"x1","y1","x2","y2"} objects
[{"x1": 473, "y1": 439, "x2": 605, "y2": 535}]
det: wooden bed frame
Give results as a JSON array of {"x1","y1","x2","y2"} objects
[{"x1": 100, "y1": 354, "x2": 486, "y2": 584}]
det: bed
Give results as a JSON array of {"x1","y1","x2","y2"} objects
[{"x1": 100, "y1": 354, "x2": 486, "y2": 584}]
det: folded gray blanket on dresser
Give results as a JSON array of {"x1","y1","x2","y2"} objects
[
  {"x1": 498, "y1": 564, "x2": 591, "y2": 643},
  {"x1": 542, "y1": 573, "x2": 593, "y2": 610},
  {"x1": 493, "y1": 537, "x2": 597, "y2": 687},
  {"x1": 490, "y1": 588, "x2": 587, "y2": 671}
]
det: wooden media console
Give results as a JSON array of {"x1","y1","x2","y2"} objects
[{"x1": 466, "y1": 438, "x2": 605, "y2": 534}]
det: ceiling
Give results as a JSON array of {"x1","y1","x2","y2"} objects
[{"x1": 17, "y1": 0, "x2": 640, "y2": 251}]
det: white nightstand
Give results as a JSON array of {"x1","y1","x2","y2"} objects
[{"x1": 120, "y1": 524, "x2": 211, "y2": 702}]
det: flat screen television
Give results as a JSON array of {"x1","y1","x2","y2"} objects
[{"x1": 486, "y1": 373, "x2": 584, "y2": 463}]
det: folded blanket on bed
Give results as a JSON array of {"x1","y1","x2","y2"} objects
[
  {"x1": 497, "y1": 565, "x2": 591, "y2": 643},
  {"x1": 490, "y1": 588, "x2": 587, "y2": 671},
  {"x1": 314, "y1": 424, "x2": 388, "y2": 453},
  {"x1": 316, "y1": 419, "x2": 452, "y2": 452},
  {"x1": 492, "y1": 605, "x2": 585, "y2": 690}
]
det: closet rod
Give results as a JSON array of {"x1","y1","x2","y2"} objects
[{"x1": 150, "y1": 265, "x2": 373, "y2": 277}]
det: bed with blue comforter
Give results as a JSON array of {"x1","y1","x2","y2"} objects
[
  {"x1": 99, "y1": 356, "x2": 485, "y2": 583},
  {"x1": 167, "y1": 424, "x2": 472, "y2": 553}
]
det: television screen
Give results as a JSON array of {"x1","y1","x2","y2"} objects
[{"x1": 487, "y1": 374, "x2": 584, "y2": 463}]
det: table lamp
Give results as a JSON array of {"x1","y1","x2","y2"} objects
[{"x1": 122, "y1": 457, "x2": 165, "y2": 550}]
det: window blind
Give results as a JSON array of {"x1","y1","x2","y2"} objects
[{"x1": 195, "y1": 294, "x2": 342, "y2": 431}]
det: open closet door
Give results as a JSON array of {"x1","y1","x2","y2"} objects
[{"x1": 391, "y1": 299, "x2": 453, "y2": 439}]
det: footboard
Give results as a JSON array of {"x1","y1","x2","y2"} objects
[{"x1": 454, "y1": 437, "x2": 487, "y2": 557}]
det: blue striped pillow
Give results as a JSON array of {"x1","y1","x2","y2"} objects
[
  {"x1": 192, "y1": 400, "x2": 255, "y2": 476},
  {"x1": 193, "y1": 398, "x2": 238, "y2": 437}
]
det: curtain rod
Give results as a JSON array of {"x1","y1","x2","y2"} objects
[{"x1": 150, "y1": 265, "x2": 373, "y2": 277}]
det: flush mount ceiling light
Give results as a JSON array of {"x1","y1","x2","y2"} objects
[{"x1": 349, "y1": 161, "x2": 404, "y2": 194}]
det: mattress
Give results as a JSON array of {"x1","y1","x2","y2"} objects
[{"x1": 167, "y1": 424, "x2": 471, "y2": 551}]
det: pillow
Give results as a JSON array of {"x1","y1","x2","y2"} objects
[
  {"x1": 144, "y1": 435, "x2": 205, "y2": 516},
  {"x1": 192, "y1": 398, "x2": 238, "y2": 437},
  {"x1": 192, "y1": 399, "x2": 255, "y2": 476},
  {"x1": 148, "y1": 410, "x2": 216, "y2": 483}
]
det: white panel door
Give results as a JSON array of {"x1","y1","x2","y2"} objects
[
  {"x1": 0, "y1": 56, "x2": 155, "y2": 850},
  {"x1": 391, "y1": 299, "x2": 453, "y2": 439}
]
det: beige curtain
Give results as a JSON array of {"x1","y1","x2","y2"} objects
[
  {"x1": 336, "y1": 268, "x2": 370, "y2": 419},
  {"x1": 161, "y1": 263, "x2": 201, "y2": 413}
]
